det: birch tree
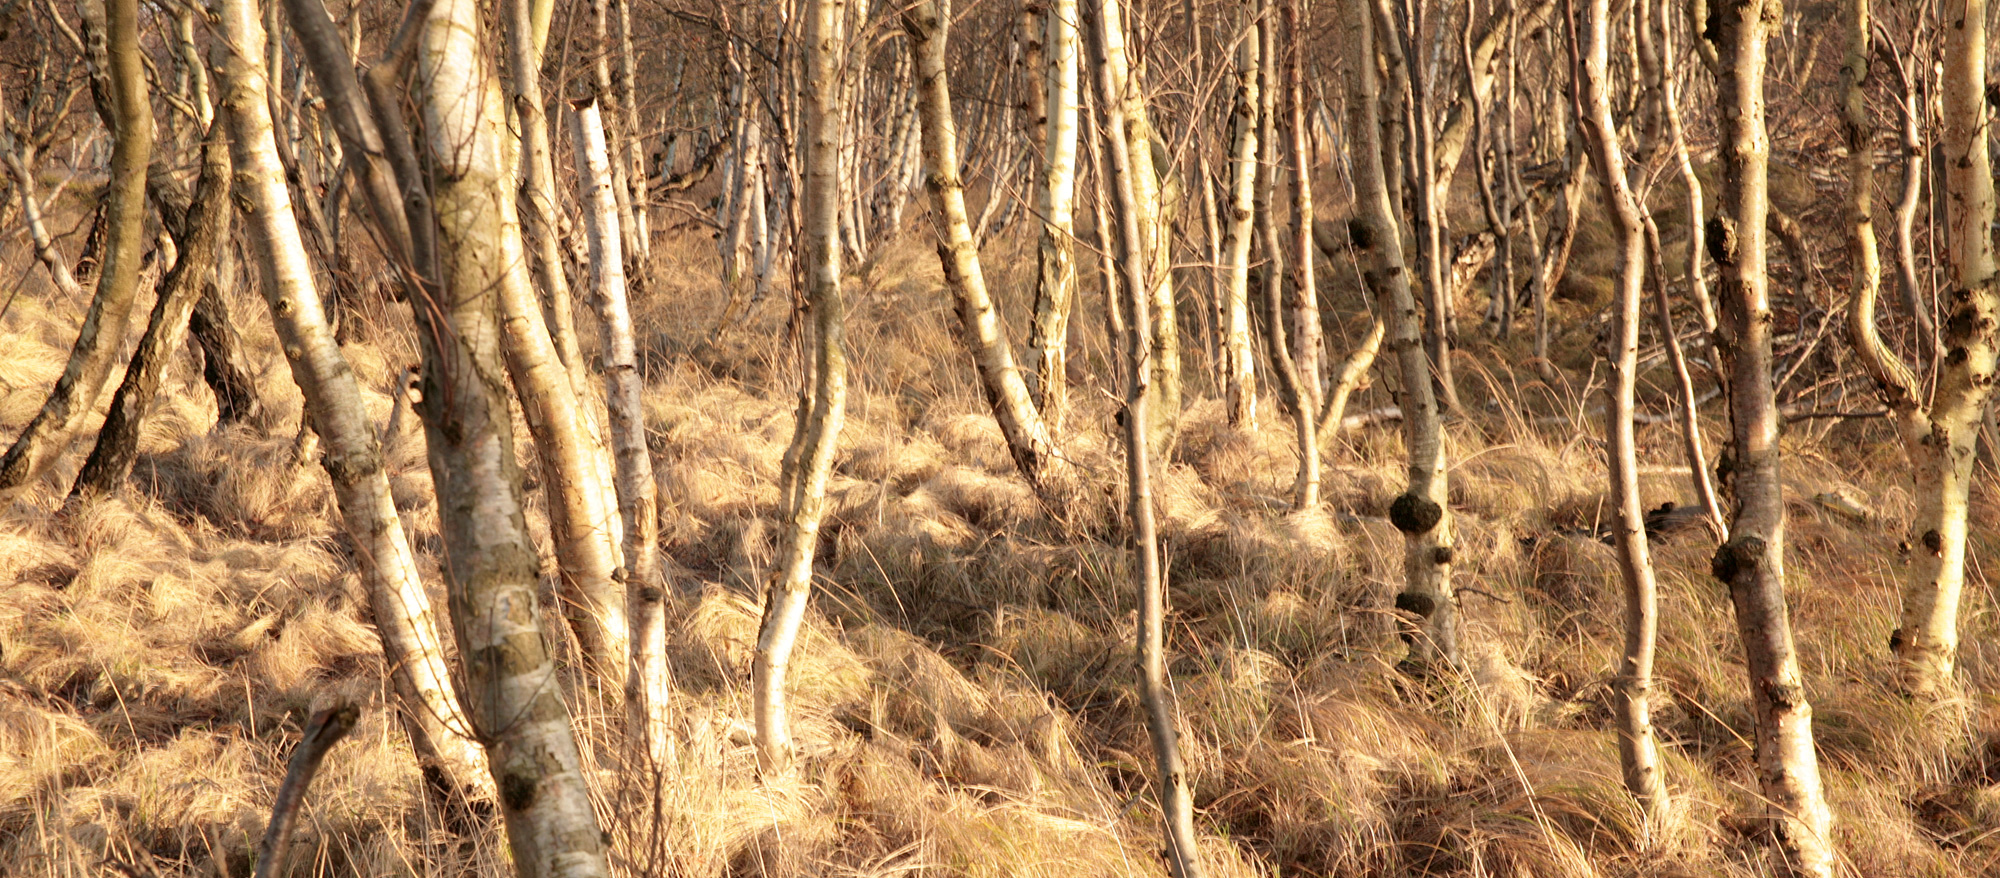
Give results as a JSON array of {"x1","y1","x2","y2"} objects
[
  {"x1": 1349, "y1": 0, "x2": 1458, "y2": 669},
  {"x1": 1846, "y1": 0, "x2": 2000, "y2": 702},
  {"x1": 1708, "y1": 0, "x2": 1835, "y2": 872},
  {"x1": 904, "y1": 0, "x2": 1063, "y2": 489},
  {"x1": 410, "y1": 0, "x2": 615, "y2": 868},
  {"x1": 1219, "y1": 6, "x2": 1260, "y2": 431},
  {"x1": 1025, "y1": 0, "x2": 1082, "y2": 432},
  {"x1": 1575, "y1": 0, "x2": 1667, "y2": 827},
  {"x1": 753, "y1": 0, "x2": 851, "y2": 774},
  {"x1": 209, "y1": 0, "x2": 488, "y2": 803},
  {"x1": 1089, "y1": 3, "x2": 1205, "y2": 872}
]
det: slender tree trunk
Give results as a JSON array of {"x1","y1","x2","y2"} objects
[
  {"x1": 71, "y1": 125, "x2": 231, "y2": 499},
  {"x1": 1350, "y1": 0, "x2": 1457, "y2": 670},
  {"x1": 209, "y1": 0, "x2": 489, "y2": 804},
  {"x1": 572, "y1": 97, "x2": 669, "y2": 764},
  {"x1": 1220, "y1": 7, "x2": 1260, "y2": 430},
  {"x1": 1576, "y1": 0, "x2": 1668, "y2": 828},
  {"x1": 1283, "y1": 0, "x2": 1321, "y2": 510},
  {"x1": 904, "y1": 0, "x2": 1062, "y2": 489},
  {"x1": 1709, "y1": 1, "x2": 1835, "y2": 872},
  {"x1": 412, "y1": 0, "x2": 615, "y2": 870},
  {"x1": 0, "y1": 0, "x2": 151, "y2": 503},
  {"x1": 1095, "y1": 0, "x2": 1181, "y2": 456},
  {"x1": 1316, "y1": 316, "x2": 1385, "y2": 444},
  {"x1": 1026, "y1": 0, "x2": 1082, "y2": 433},
  {"x1": 1253, "y1": 0, "x2": 1314, "y2": 507},
  {"x1": 1088, "y1": 3, "x2": 1205, "y2": 873},
  {"x1": 752, "y1": 0, "x2": 850, "y2": 775}
]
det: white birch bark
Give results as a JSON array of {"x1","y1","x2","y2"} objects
[
  {"x1": 1220, "y1": 8, "x2": 1260, "y2": 431},
  {"x1": 1025, "y1": 0, "x2": 1082, "y2": 432},
  {"x1": 413, "y1": 0, "x2": 614, "y2": 870},
  {"x1": 208, "y1": 0, "x2": 489, "y2": 802},
  {"x1": 573, "y1": 99, "x2": 670, "y2": 767},
  {"x1": 903, "y1": 0, "x2": 1062, "y2": 489},
  {"x1": 752, "y1": 0, "x2": 850, "y2": 775}
]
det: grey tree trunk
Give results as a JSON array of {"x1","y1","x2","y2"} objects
[
  {"x1": 1349, "y1": 0, "x2": 1457, "y2": 670},
  {"x1": 72, "y1": 124, "x2": 232, "y2": 499},
  {"x1": 1088, "y1": 1, "x2": 1206, "y2": 873}
]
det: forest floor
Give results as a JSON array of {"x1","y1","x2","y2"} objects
[{"x1": 2, "y1": 204, "x2": 1998, "y2": 878}]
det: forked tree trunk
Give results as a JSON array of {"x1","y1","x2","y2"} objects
[
  {"x1": 209, "y1": 0, "x2": 489, "y2": 804},
  {"x1": 1220, "y1": 6, "x2": 1260, "y2": 431},
  {"x1": 1845, "y1": 0, "x2": 1998, "y2": 702},
  {"x1": 752, "y1": 0, "x2": 850, "y2": 775},
  {"x1": 413, "y1": 0, "x2": 614, "y2": 870},
  {"x1": 0, "y1": 0, "x2": 151, "y2": 503},
  {"x1": 1348, "y1": 0, "x2": 1457, "y2": 669},
  {"x1": 72, "y1": 124, "x2": 232, "y2": 499},
  {"x1": 1709, "y1": 1, "x2": 1835, "y2": 873},
  {"x1": 903, "y1": 0, "x2": 1061, "y2": 489},
  {"x1": 573, "y1": 97, "x2": 669, "y2": 766},
  {"x1": 1575, "y1": 0, "x2": 1668, "y2": 828},
  {"x1": 1253, "y1": 0, "x2": 1314, "y2": 508},
  {"x1": 1025, "y1": 0, "x2": 1081, "y2": 432},
  {"x1": 1087, "y1": 4, "x2": 1204, "y2": 874}
]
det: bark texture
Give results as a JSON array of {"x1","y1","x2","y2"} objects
[
  {"x1": 414, "y1": 0, "x2": 614, "y2": 871},
  {"x1": 1709, "y1": 0, "x2": 1835, "y2": 872}
]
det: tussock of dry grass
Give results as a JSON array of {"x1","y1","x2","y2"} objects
[{"x1": 3, "y1": 217, "x2": 1999, "y2": 878}]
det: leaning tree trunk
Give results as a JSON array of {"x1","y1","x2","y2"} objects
[
  {"x1": 0, "y1": 0, "x2": 151, "y2": 503},
  {"x1": 1088, "y1": 3, "x2": 1205, "y2": 874},
  {"x1": 1709, "y1": 1, "x2": 1835, "y2": 873},
  {"x1": 413, "y1": 0, "x2": 615, "y2": 872},
  {"x1": 1348, "y1": 0, "x2": 1457, "y2": 670},
  {"x1": 1575, "y1": 0, "x2": 1668, "y2": 828},
  {"x1": 903, "y1": 0, "x2": 1061, "y2": 490},
  {"x1": 751, "y1": 0, "x2": 850, "y2": 775},
  {"x1": 572, "y1": 96, "x2": 669, "y2": 767},
  {"x1": 1025, "y1": 0, "x2": 1081, "y2": 433},
  {"x1": 71, "y1": 124, "x2": 232, "y2": 499},
  {"x1": 208, "y1": 0, "x2": 489, "y2": 804},
  {"x1": 1219, "y1": 6, "x2": 1260, "y2": 431}
]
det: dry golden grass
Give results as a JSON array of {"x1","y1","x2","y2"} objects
[{"x1": 0, "y1": 216, "x2": 1996, "y2": 878}]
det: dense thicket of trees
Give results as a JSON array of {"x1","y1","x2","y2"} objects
[{"x1": 3, "y1": 0, "x2": 1996, "y2": 875}]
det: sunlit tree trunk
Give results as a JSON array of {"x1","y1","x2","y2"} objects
[
  {"x1": 210, "y1": 0, "x2": 489, "y2": 804},
  {"x1": 412, "y1": 0, "x2": 616, "y2": 870},
  {"x1": 1282, "y1": 0, "x2": 1320, "y2": 509},
  {"x1": 1843, "y1": 0, "x2": 1997, "y2": 702},
  {"x1": 904, "y1": 0, "x2": 1061, "y2": 489},
  {"x1": 752, "y1": 0, "x2": 850, "y2": 775},
  {"x1": 1025, "y1": 0, "x2": 1081, "y2": 432},
  {"x1": 1095, "y1": 0, "x2": 1180, "y2": 456},
  {"x1": 572, "y1": 96, "x2": 669, "y2": 766},
  {"x1": 1575, "y1": 0, "x2": 1668, "y2": 828},
  {"x1": 0, "y1": 0, "x2": 151, "y2": 502},
  {"x1": 1219, "y1": 6, "x2": 1260, "y2": 431},
  {"x1": 1349, "y1": 0, "x2": 1457, "y2": 669},
  {"x1": 1088, "y1": 3, "x2": 1205, "y2": 873},
  {"x1": 1709, "y1": 1, "x2": 1835, "y2": 872}
]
